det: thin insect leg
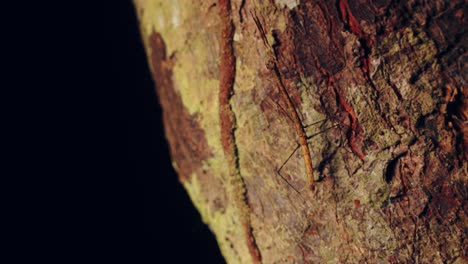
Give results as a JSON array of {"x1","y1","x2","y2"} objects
[
  {"x1": 272, "y1": 87, "x2": 330, "y2": 129},
  {"x1": 286, "y1": 124, "x2": 337, "y2": 173},
  {"x1": 306, "y1": 124, "x2": 339, "y2": 140},
  {"x1": 267, "y1": 97, "x2": 294, "y2": 123},
  {"x1": 269, "y1": 91, "x2": 323, "y2": 128},
  {"x1": 278, "y1": 143, "x2": 300, "y2": 174},
  {"x1": 251, "y1": 11, "x2": 270, "y2": 49},
  {"x1": 252, "y1": 9, "x2": 314, "y2": 189},
  {"x1": 303, "y1": 118, "x2": 328, "y2": 129},
  {"x1": 332, "y1": 121, "x2": 353, "y2": 154},
  {"x1": 276, "y1": 144, "x2": 305, "y2": 197},
  {"x1": 275, "y1": 123, "x2": 341, "y2": 190},
  {"x1": 277, "y1": 169, "x2": 303, "y2": 197}
]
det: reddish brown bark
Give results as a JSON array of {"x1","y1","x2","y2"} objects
[{"x1": 137, "y1": 0, "x2": 467, "y2": 262}]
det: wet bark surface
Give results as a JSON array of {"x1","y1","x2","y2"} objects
[{"x1": 135, "y1": 0, "x2": 467, "y2": 263}]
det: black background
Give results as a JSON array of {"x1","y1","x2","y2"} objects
[
  {"x1": 109, "y1": 1, "x2": 224, "y2": 262},
  {"x1": 94, "y1": 1, "x2": 225, "y2": 263},
  {"x1": 14, "y1": 0, "x2": 225, "y2": 263}
]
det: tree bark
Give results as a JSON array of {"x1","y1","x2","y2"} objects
[{"x1": 133, "y1": 0, "x2": 467, "y2": 263}]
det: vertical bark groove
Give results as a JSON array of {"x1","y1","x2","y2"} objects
[
  {"x1": 135, "y1": 0, "x2": 467, "y2": 262},
  {"x1": 218, "y1": 0, "x2": 262, "y2": 263}
]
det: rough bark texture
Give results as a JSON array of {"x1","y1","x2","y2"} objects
[{"x1": 134, "y1": 0, "x2": 467, "y2": 263}]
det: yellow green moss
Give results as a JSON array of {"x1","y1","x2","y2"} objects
[
  {"x1": 276, "y1": 10, "x2": 288, "y2": 33},
  {"x1": 275, "y1": 0, "x2": 299, "y2": 10},
  {"x1": 135, "y1": 0, "x2": 227, "y2": 175},
  {"x1": 184, "y1": 175, "x2": 233, "y2": 259},
  {"x1": 251, "y1": 0, "x2": 289, "y2": 36},
  {"x1": 183, "y1": 173, "x2": 212, "y2": 224},
  {"x1": 135, "y1": 1, "x2": 254, "y2": 262},
  {"x1": 184, "y1": 172, "x2": 251, "y2": 264},
  {"x1": 235, "y1": 60, "x2": 257, "y2": 93}
]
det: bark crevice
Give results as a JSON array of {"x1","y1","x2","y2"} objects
[{"x1": 218, "y1": 0, "x2": 262, "y2": 263}]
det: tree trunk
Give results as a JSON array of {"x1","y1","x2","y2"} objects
[{"x1": 133, "y1": 0, "x2": 467, "y2": 263}]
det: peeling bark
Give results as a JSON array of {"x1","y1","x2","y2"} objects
[{"x1": 135, "y1": 0, "x2": 467, "y2": 263}]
